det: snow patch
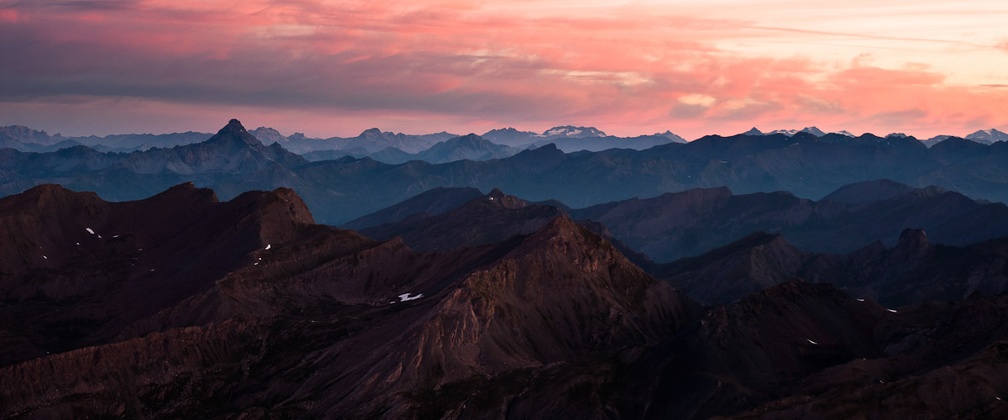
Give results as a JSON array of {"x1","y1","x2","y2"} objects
[
  {"x1": 85, "y1": 228, "x2": 95, "y2": 235},
  {"x1": 806, "y1": 338, "x2": 818, "y2": 345},
  {"x1": 42, "y1": 255, "x2": 47, "y2": 260},
  {"x1": 856, "y1": 298, "x2": 865, "y2": 302},
  {"x1": 265, "y1": 244, "x2": 271, "y2": 250},
  {"x1": 886, "y1": 308, "x2": 898, "y2": 313},
  {"x1": 398, "y1": 293, "x2": 423, "y2": 302}
]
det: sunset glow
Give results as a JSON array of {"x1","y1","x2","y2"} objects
[{"x1": 2, "y1": 0, "x2": 1007, "y2": 139}]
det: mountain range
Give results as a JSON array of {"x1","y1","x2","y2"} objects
[
  {"x1": 3, "y1": 183, "x2": 1008, "y2": 418},
  {"x1": 654, "y1": 227, "x2": 1008, "y2": 306},
  {"x1": 7, "y1": 119, "x2": 1008, "y2": 227},
  {"x1": 7, "y1": 122, "x2": 1005, "y2": 161},
  {"x1": 6, "y1": 118, "x2": 1008, "y2": 417},
  {"x1": 0, "y1": 183, "x2": 696, "y2": 417}
]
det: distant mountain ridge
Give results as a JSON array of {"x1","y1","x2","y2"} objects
[
  {"x1": 349, "y1": 180, "x2": 1008, "y2": 265},
  {"x1": 5, "y1": 122, "x2": 1006, "y2": 156},
  {"x1": 568, "y1": 179, "x2": 1008, "y2": 261},
  {"x1": 965, "y1": 128, "x2": 1008, "y2": 144},
  {"x1": 7, "y1": 119, "x2": 1008, "y2": 226},
  {"x1": 656, "y1": 227, "x2": 1008, "y2": 307}
]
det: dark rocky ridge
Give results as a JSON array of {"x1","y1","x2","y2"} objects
[
  {"x1": 358, "y1": 187, "x2": 654, "y2": 269},
  {"x1": 657, "y1": 228, "x2": 1008, "y2": 307},
  {"x1": 0, "y1": 184, "x2": 697, "y2": 418},
  {"x1": 0, "y1": 182, "x2": 317, "y2": 366}
]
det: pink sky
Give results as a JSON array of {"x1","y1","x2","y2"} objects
[{"x1": 1, "y1": 0, "x2": 1007, "y2": 140}]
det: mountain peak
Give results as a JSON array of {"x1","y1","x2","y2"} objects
[
  {"x1": 202, "y1": 119, "x2": 265, "y2": 149},
  {"x1": 454, "y1": 133, "x2": 483, "y2": 142},
  {"x1": 483, "y1": 188, "x2": 526, "y2": 209},
  {"x1": 742, "y1": 127, "x2": 764, "y2": 136},
  {"x1": 965, "y1": 128, "x2": 1008, "y2": 144},
  {"x1": 249, "y1": 127, "x2": 287, "y2": 143},
  {"x1": 542, "y1": 125, "x2": 607, "y2": 138},
  {"x1": 766, "y1": 127, "x2": 826, "y2": 137},
  {"x1": 220, "y1": 119, "x2": 248, "y2": 135},
  {"x1": 360, "y1": 128, "x2": 384, "y2": 137},
  {"x1": 800, "y1": 126, "x2": 826, "y2": 136}
]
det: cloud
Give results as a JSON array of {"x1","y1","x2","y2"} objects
[{"x1": 1, "y1": 0, "x2": 1007, "y2": 139}]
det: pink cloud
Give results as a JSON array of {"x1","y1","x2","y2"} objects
[{"x1": 0, "y1": 1, "x2": 1006, "y2": 139}]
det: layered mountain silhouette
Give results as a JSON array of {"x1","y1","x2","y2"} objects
[
  {"x1": 1, "y1": 124, "x2": 213, "y2": 153},
  {"x1": 0, "y1": 184, "x2": 695, "y2": 418},
  {"x1": 656, "y1": 227, "x2": 1008, "y2": 307},
  {"x1": 569, "y1": 180, "x2": 1008, "y2": 262},
  {"x1": 8, "y1": 120, "x2": 1008, "y2": 226},
  {"x1": 3, "y1": 183, "x2": 1008, "y2": 418},
  {"x1": 341, "y1": 186, "x2": 485, "y2": 231},
  {"x1": 350, "y1": 187, "x2": 651, "y2": 268},
  {"x1": 350, "y1": 180, "x2": 1008, "y2": 264}
]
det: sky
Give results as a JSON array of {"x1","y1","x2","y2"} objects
[{"x1": 1, "y1": 0, "x2": 1007, "y2": 140}]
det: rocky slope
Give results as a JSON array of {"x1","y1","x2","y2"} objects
[
  {"x1": 0, "y1": 184, "x2": 696, "y2": 418},
  {"x1": 656, "y1": 228, "x2": 1008, "y2": 307},
  {"x1": 570, "y1": 180, "x2": 1008, "y2": 262}
]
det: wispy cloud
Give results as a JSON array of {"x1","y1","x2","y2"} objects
[{"x1": 0, "y1": 0, "x2": 1006, "y2": 138}]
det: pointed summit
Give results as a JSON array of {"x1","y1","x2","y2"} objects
[
  {"x1": 484, "y1": 188, "x2": 526, "y2": 209},
  {"x1": 204, "y1": 119, "x2": 263, "y2": 148},
  {"x1": 742, "y1": 127, "x2": 764, "y2": 136},
  {"x1": 965, "y1": 128, "x2": 1008, "y2": 144},
  {"x1": 219, "y1": 119, "x2": 248, "y2": 135},
  {"x1": 800, "y1": 126, "x2": 826, "y2": 136}
]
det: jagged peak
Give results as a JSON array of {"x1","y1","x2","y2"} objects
[
  {"x1": 359, "y1": 128, "x2": 384, "y2": 137},
  {"x1": 479, "y1": 188, "x2": 527, "y2": 209},
  {"x1": 204, "y1": 119, "x2": 262, "y2": 147},
  {"x1": 249, "y1": 126, "x2": 287, "y2": 143},
  {"x1": 444, "y1": 133, "x2": 485, "y2": 144},
  {"x1": 527, "y1": 214, "x2": 587, "y2": 242},
  {"x1": 16, "y1": 183, "x2": 100, "y2": 203},
  {"x1": 219, "y1": 119, "x2": 247, "y2": 135},
  {"x1": 149, "y1": 182, "x2": 220, "y2": 204},
  {"x1": 542, "y1": 125, "x2": 607, "y2": 138},
  {"x1": 484, "y1": 127, "x2": 532, "y2": 135},
  {"x1": 225, "y1": 187, "x2": 316, "y2": 245}
]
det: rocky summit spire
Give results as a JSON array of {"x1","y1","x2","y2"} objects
[
  {"x1": 205, "y1": 118, "x2": 263, "y2": 148},
  {"x1": 218, "y1": 118, "x2": 248, "y2": 136}
]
